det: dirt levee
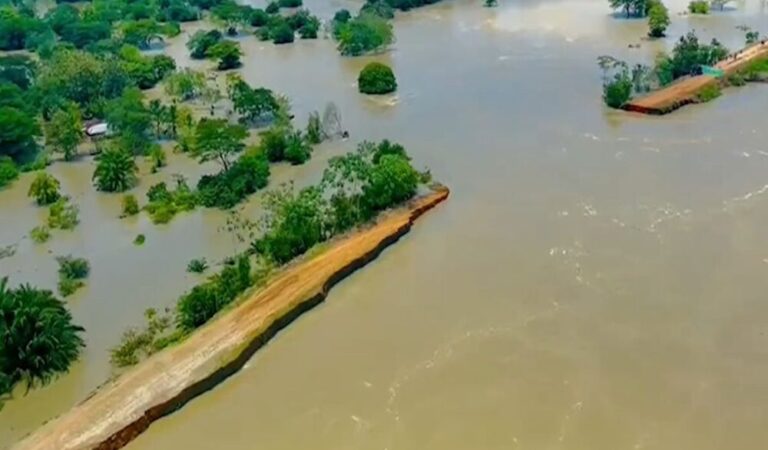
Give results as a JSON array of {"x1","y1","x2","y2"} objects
[{"x1": 12, "y1": 188, "x2": 450, "y2": 450}]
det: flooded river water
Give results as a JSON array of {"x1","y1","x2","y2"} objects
[{"x1": 3, "y1": 0, "x2": 768, "y2": 448}]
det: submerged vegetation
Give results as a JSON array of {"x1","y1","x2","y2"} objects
[
  {"x1": 0, "y1": 277, "x2": 84, "y2": 399},
  {"x1": 109, "y1": 139, "x2": 431, "y2": 368},
  {"x1": 358, "y1": 62, "x2": 398, "y2": 94},
  {"x1": 56, "y1": 255, "x2": 90, "y2": 297}
]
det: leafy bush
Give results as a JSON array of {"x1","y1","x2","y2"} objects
[
  {"x1": 144, "y1": 178, "x2": 198, "y2": 224},
  {"x1": 48, "y1": 197, "x2": 79, "y2": 230},
  {"x1": 197, "y1": 150, "x2": 270, "y2": 209},
  {"x1": 121, "y1": 194, "x2": 140, "y2": 217},
  {"x1": 110, "y1": 308, "x2": 173, "y2": 367},
  {"x1": 603, "y1": 72, "x2": 633, "y2": 108},
  {"x1": 249, "y1": 8, "x2": 269, "y2": 26},
  {"x1": 56, "y1": 255, "x2": 89, "y2": 297},
  {"x1": 284, "y1": 131, "x2": 312, "y2": 164},
  {"x1": 57, "y1": 255, "x2": 89, "y2": 280},
  {"x1": 187, "y1": 29, "x2": 223, "y2": 59},
  {"x1": 358, "y1": 62, "x2": 397, "y2": 94},
  {"x1": 271, "y1": 21, "x2": 295, "y2": 44},
  {"x1": 28, "y1": 172, "x2": 61, "y2": 206},
  {"x1": 696, "y1": 83, "x2": 721, "y2": 102},
  {"x1": 0, "y1": 278, "x2": 84, "y2": 395},
  {"x1": 176, "y1": 255, "x2": 251, "y2": 330},
  {"x1": 0, "y1": 156, "x2": 19, "y2": 189},
  {"x1": 134, "y1": 234, "x2": 146, "y2": 245},
  {"x1": 93, "y1": 147, "x2": 138, "y2": 192},
  {"x1": 187, "y1": 258, "x2": 209, "y2": 273},
  {"x1": 265, "y1": 1, "x2": 280, "y2": 14},
  {"x1": 30, "y1": 226, "x2": 51, "y2": 244},
  {"x1": 688, "y1": 0, "x2": 709, "y2": 14}
]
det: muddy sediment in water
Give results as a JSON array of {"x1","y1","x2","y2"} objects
[{"x1": 12, "y1": 188, "x2": 449, "y2": 450}]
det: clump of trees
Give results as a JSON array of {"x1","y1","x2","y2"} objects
[
  {"x1": 358, "y1": 62, "x2": 398, "y2": 94},
  {"x1": 110, "y1": 138, "x2": 431, "y2": 368},
  {"x1": 597, "y1": 32, "x2": 729, "y2": 109},
  {"x1": 0, "y1": 277, "x2": 85, "y2": 399},
  {"x1": 197, "y1": 149, "x2": 270, "y2": 209},
  {"x1": 187, "y1": 29, "x2": 242, "y2": 69},
  {"x1": 333, "y1": 11, "x2": 394, "y2": 56},
  {"x1": 227, "y1": 75, "x2": 279, "y2": 125},
  {"x1": 144, "y1": 177, "x2": 198, "y2": 224}
]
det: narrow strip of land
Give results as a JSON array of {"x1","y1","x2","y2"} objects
[
  {"x1": 625, "y1": 41, "x2": 768, "y2": 115},
  {"x1": 12, "y1": 188, "x2": 449, "y2": 450}
]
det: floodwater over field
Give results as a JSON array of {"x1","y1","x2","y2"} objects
[{"x1": 3, "y1": 0, "x2": 768, "y2": 448}]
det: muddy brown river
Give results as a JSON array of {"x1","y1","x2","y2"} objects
[{"x1": 3, "y1": 0, "x2": 768, "y2": 448}]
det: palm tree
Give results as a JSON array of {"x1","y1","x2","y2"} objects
[
  {"x1": 93, "y1": 147, "x2": 138, "y2": 192},
  {"x1": 0, "y1": 277, "x2": 85, "y2": 395},
  {"x1": 27, "y1": 172, "x2": 62, "y2": 206}
]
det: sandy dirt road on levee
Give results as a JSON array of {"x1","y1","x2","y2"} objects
[{"x1": 13, "y1": 188, "x2": 449, "y2": 450}]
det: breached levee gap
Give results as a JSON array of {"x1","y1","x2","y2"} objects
[{"x1": 13, "y1": 188, "x2": 450, "y2": 450}]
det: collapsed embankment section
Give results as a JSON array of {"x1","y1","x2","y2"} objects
[
  {"x1": 624, "y1": 41, "x2": 768, "y2": 115},
  {"x1": 13, "y1": 188, "x2": 450, "y2": 450}
]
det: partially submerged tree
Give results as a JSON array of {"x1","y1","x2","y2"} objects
[
  {"x1": 647, "y1": 0, "x2": 669, "y2": 38},
  {"x1": 45, "y1": 103, "x2": 83, "y2": 161},
  {"x1": 194, "y1": 118, "x2": 247, "y2": 170},
  {"x1": 93, "y1": 147, "x2": 138, "y2": 192},
  {"x1": 28, "y1": 172, "x2": 61, "y2": 206},
  {"x1": 0, "y1": 277, "x2": 85, "y2": 397}
]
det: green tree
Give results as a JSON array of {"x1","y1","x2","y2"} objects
[
  {"x1": 187, "y1": 29, "x2": 223, "y2": 59},
  {"x1": 688, "y1": 0, "x2": 709, "y2": 14},
  {"x1": 249, "y1": 8, "x2": 269, "y2": 26},
  {"x1": 284, "y1": 131, "x2": 311, "y2": 165},
  {"x1": 28, "y1": 172, "x2": 61, "y2": 206},
  {"x1": 0, "y1": 277, "x2": 85, "y2": 396},
  {"x1": 227, "y1": 76, "x2": 279, "y2": 124},
  {"x1": 121, "y1": 194, "x2": 139, "y2": 216},
  {"x1": 358, "y1": 62, "x2": 397, "y2": 94},
  {"x1": 483, "y1": 0, "x2": 498, "y2": 6},
  {"x1": 603, "y1": 71, "x2": 633, "y2": 108},
  {"x1": 93, "y1": 147, "x2": 138, "y2": 192},
  {"x1": 211, "y1": 1, "x2": 249, "y2": 35},
  {"x1": 45, "y1": 103, "x2": 83, "y2": 161},
  {"x1": 194, "y1": 118, "x2": 247, "y2": 170},
  {"x1": 336, "y1": 13, "x2": 393, "y2": 56},
  {"x1": 0, "y1": 157, "x2": 19, "y2": 189},
  {"x1": 106, "y1": 87, "x2": 153, "y2": 154},
  {"x1": 207, "y1": 40, "x2": 242, "y2": 70},
  {"x1": 271, "y1": 21, "x2": 294, "y2": 44},
  {"x1": 252, "y1": 186, "x2": 327, "y2": 264},
  {"x1": 164, "y1": 69, "x2": 209, "y2": 101},
  {"x1": 0, "y1": 106, "x2": 39, "y2": 162},
  {"x1": 647, "y1": 0, "x2": 669, "y2": 38}
]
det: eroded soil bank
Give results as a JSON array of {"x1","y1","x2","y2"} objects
[{"x1": 12, "y1": 188, "x2": 449, "y2": 450}]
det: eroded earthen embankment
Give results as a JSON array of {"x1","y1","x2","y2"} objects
[
  {"x1": 13, "y1": 188, "x2": 449, "y2": 450},
  {"x1": 624, "y1": 41, "x2": 768, "y2": 115}
]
